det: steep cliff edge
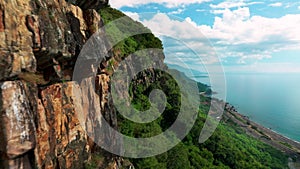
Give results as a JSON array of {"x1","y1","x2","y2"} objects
[{"x1": 0, "y1": 0, "x2": 136, "y2": 168}]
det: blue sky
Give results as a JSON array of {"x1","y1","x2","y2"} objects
[{"x1": 109, "y1": 0, "x2": 300, "y2": 73}]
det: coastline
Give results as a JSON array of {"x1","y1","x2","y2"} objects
[
  {"x1": 268, "y1": 127, "x2": 300, "y2": 144},
  {"x1": 221, "y1": 102, "x2": 300, "y2": 166}
]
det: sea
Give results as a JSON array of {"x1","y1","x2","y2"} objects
[{"x1": 195, "y1": 73, "x2": 300, "y2": 142}]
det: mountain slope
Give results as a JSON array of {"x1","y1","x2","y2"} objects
[{"x1": 96, "y1": 6, "x2": 289, "y2": 169}]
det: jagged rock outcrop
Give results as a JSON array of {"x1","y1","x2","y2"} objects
[
  {"x1": 0, "y1": 0, "x2": 117, "y2": 168},
  {"x1": 31, "y1": 0, "x2": 105, "y2": 81},
  {"x1": 33, "y1": 76, "x2": 119, "y2": 169},
  {"x1": 0, "y1": 0, "x2": 167, "y2": 168},
  {"x1": 0, "y1": 0, "x2": 105, "y2": 82},
  {"x1": 0, "y1": 81, "x2": 37, "y2": 169},
  {"x1": 0, "y1": 0, "x2": 37, "y2": 80},
  {"x1": 35, "y1": 82, "x2": 89, "y2": 169}
]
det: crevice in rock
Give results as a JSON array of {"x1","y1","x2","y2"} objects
[
  {"x1": 26, "y1": 15, "x2": 41, "y2": 51},
  {"x1": 83, "y1": 9, "x2": 101, "y2": 38},
  {"x1": 66, "y1": 12, "x2": 85, "y2": 57},
  {"x1": 0, "y1": 86, "x2": 9, "y2": 169},
  {"x1": 0, "y1": 5, "x2": 5, "y2": 32},
  {"x1": 27, "y1": 149, "x2": 36, "y2": 168}
]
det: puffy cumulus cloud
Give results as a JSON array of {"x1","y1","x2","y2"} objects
[
  {"x1": 217, "y1": 9, "x2": 299, "y2": 43},
  {"x1": 131, "y1": 8, "x2": 300, "y2": 66},
  {"x1": 186, "y1": 7, "x2": 300, "y2": 62},
  {"x1": 110, "y1": 0, "x2": 211, "y2": 9},
  {"x1": 268, "y1": 2, "x2": 283, "y2": 7},
  {"x1": 141, "y1": 13, "x2": 207, "y2": 40},
  {"x1": 138, "y1": 13, "x2": 222, "y2": 72},
  {"x1": 143, "y1": 16, "x2": 224, "y2": 77}
]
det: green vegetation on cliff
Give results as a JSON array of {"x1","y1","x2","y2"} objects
[
  {"x1": 126, "y1": 70, "x2": 288, "y2": 169},
  {"x1": 91, "y1": 6, "x2": 289, "y2": 169},
  {"x1": 99, "y1": 6, "x2": 163, "y2": 59}
]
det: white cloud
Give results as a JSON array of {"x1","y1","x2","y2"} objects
[
  {"x1": 140, "y1": 13, "x2": 221, "y2": 66},
  {"x1": 196, "y1": 9, "x2": 206, "y2": 12},
  {"x1": 210, "y1": 1, "x2": 246, "y2": 9},
  {"x1": 218, "y1": 12, "x2": 299, "y2": 61},
  {"x1": 123, "y1": 12, "x2": 141, "y2": 21},
  {"x1": 211, "y1": 9, "x2": 300, "y2": 45},
  {"x1": 210, "y1": 9, "x2": 227, "y2": 15},
  {"x1": 168, "y1": 8, "x2": 185, "y2": 15},
  {"x1": 284, "y1": 2, "x2": 300, "y2": 8},
  {"x1": 298, "y1": 6, "x2": 300, "y2": 10},
  {"x1": 189, "y1": 7, "x2": 300, "y2": 48},
  {"x1": 131, "y1": 7, "x2": 300, "y2": 66},
  {"x1": 110, "y1": 0, "x2": 211, "y2": 9},
  {"x1": 269, "y1": 2, "x2": 282, "y2": 7},
  {"x1": 141, "y1": 13, "x2": 205, "y2": 39},
  {"x1": 209, "y1": 0, "x2": 262, "y2": 9},
  {"x1": 117, "y1": 6, "x2": 300, "y2": 74}
]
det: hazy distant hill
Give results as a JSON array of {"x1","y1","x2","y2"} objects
[{"x1": 166, "y1": 63, "x2": 208, "y2": 78}]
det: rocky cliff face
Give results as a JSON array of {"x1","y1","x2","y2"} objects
[
  {"x1": 0, "y1": 0, "x2": 105, "y2": 81},
  {"x1": 0, "y1": 0, "x2": 125, "y2": 168},
  {"x1": 0, "y1": 0, "x2": 167, "y2": 168}
]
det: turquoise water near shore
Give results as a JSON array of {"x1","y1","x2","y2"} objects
[{"x1": 197, "y1": 73, "x2": 300, "y2": 142}]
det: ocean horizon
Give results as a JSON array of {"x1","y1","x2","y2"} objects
[{"x1": 195, "y1": 72, "x2": 300, "y2": 142}]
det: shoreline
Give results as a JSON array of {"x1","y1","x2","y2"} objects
[
  {"x1": 221, "y1": 101, "x2": 300, "y2": 165},
  {"x1": 268, "y1": 127, "x2": 300, "y2": 144},
  {"x1": 237, "y1": 112, "x2": 300, "y2": 145},
  {"x1": 228, "y1": 105, "x2": 300, "y2": 144}
]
